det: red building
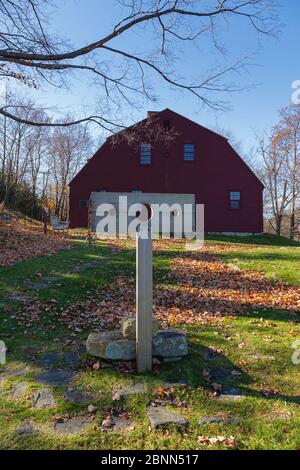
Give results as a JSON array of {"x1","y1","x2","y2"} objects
[{"x1": 69, "y1": 109, "x2": 264, "y2": 234}]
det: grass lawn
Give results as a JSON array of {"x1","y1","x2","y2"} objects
[
  {"x1": 206, "y1": 234, "x2": 300, "y2": 286},
  {"x1": 0, "y1": 233, "x2": 299, "y2": 450}
]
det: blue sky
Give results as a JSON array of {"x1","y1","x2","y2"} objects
[{"x1": 28, "y1": 1, "x2": 300, "y2": 154}]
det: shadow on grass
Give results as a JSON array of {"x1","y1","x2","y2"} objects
[
  {"x1": 205, "y1": 233, "x2": 300, "y2": 247},
  {"x1": 166, "y1": 339, "x2": 300, "y2": 406}
]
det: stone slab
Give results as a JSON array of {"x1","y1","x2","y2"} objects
[
  {"x1": 16, "y1": 421, "x2": 38, "y2": 436},
  {"x1": 54, "y1": 416, "x2": 93, "y2": 435},
  {"x1": 122, "y1": 317, "x2": 160, "y2": 340},
  {"x1": 147, "y1": 406, "x2": 188, "y2": 429},
  {"x1": 199, "y1": 416, "x2": 240, "y2": 425},
  {"x1": 39, "y1": 352, "x2": 60, "y2": 368},
  {"x1": 152, "y1": 330, "x2": 188, "y2": 358},
  {"x1": 112, "y1": 383, "x2": 148, "y2": 401},
  {"x1": 36, "y1": 369, "x2": 75, "y2": 386},
  {"x1": 86, "y1": 331, "x2": 123, "y2": 357},
  {"x1": 106, "y1": 340, "x2": 136, "y2": 361},
  {"x1": 33, "y1": 388, "x2": 56, "y2": 408},
  {"x1": 63, "y1": 351, "x2": 80, "y2": 366},
  {"x1": 12, "y1": 381, "x2": 29, "y2": 400},
  {"x1": 64, "y1": 389, "x2": 93, "y2": 404},
  {"x1": 101, "y1": 415, "x2": 134, "y2": 433},
  {"x1": 28, "y1": 283, "x2": 49, "y2": 290},
  {"x1": 218, "y1": 388, "x2": 245, "y2": 401},
  {"x1": 206, "y1": 368, "x2": 232, "y2": 382}
]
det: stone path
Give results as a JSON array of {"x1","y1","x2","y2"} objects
[
  {"x1": 112, "y1": 383, "x2": 148, "y2": 401},
  {"x1": 101, "y1": 415, "x2": 134, "y2": 433},
  {"x1": 33, "y1": 388, "x2": 56, "y2": 408},
  {"x1": 36, "y1": 369, "x2": 75, "y2": 387},
  {"x1": 16, "y1": 421, "x2": 38, "y2": 436},
  {"x1": 64, "y1": 388, "x2": 93, "y2": 404},
  {"x1": 199, "y1": 416, "x2": 240, "y2": 425},
  {"x1": 147, "y1": 406, "x2": 188, "y2": 429},
  {"x1": 12, "y1": 381, "x2": 29, "y2": 400},
  {"x1": 218, "y1": 388, "x2": 245, "y2": 401},
  {"x1": 38, "y1": 351, "x2": 80, "y2": 368},
  {"x1": 54, "y1": 416, "x2": 94, "y2": 435}
]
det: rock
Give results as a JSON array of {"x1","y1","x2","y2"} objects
[
  {"x1": 86, "y1": 331, "x2": 123, "y2": 357},
  {"x1": 0, "y1": 367, "x2": 30, "y2": 378},
  {"x1": 28, "y1": 283, "x2": 49, "y2": 290},
  {"x1": 37, "y1": 369, "x2": 75, "y2": 386},
  {"x1": 121, "y1": 317, "x2": 160, "y2": 339},
  {"x1": 39, "y1": 352, "x2": 60, "y2": 368},
  {"x1": 63, "y1": 351, "x2": 80, "y2": 367},
  {"x1": 112, "y1": 383, "x2": 147, "y2": 401},
  {"x1": 12, "y1": 382, "x2": 29, "y2": 400},
  {"x1": 64, "y1": 389, "x2": 93, "y2": 404},
  {"x1": 152, "y1": 330, "x2": 188, "y2": 358},
  {"x1": 205, "y1": 368, "x2": 232, "y2": 382},
  {"x1": 147, "y1": 406, "x2": 188, "y2": 429},
  {"x1": 86, "y1": 329, "x2": 188, "y2": 361},
  {"x1": 160, "y1": 380, "x2": 190, "y2": 388},
  {"x1": 16, "y1": 421, "x2": 38, "y2": 436},
  {"x1": 199, "y1": 416, "x2": 240, "y2": 425},
  {"x1": 54, "y1": 416, "x2": 93, "y2": 435},
  {"x1": 106, "y1": 340, "x2": 136, "y2": 361},
  {"x1": 218, "y1": 388, "x2": 245, "y2": 401},
  {"x1": 101, "y1": 415, "x2": 134, "y2": 433},
  {"x1": 33, "y1": 388, "x2": 56, "y2": 408},
  {"x1": 87, "y1": 404, "x2": 97, "y2": 414}
]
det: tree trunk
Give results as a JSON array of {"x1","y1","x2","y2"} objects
[{"x1": 275, "y1": 215, "x2": 282, "y2": 236}]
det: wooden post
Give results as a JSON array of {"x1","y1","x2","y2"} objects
[{"x1": 136, "y1": 234, "x2": 153, "y2": 373}]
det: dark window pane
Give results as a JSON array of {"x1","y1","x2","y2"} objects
[
  {"x1": 184, "y1": 143, "x2": 195, "y2": 161},
  {"x1": 230, "y1": 200, "x2": 240, "y2": 209},
  {"x1": 164, "y1": 120, "x2": 171, "y2": 131},
  {"x1": 140, "y1": 144, "x2": 151, "y2": 165},
  {"x1": 230, "y1": 191, "x2": 241, "y2": 201}
]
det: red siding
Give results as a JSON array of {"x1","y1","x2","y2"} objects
[{"x1": 69, "y1": 109, "x2": 263, "y2": 232}]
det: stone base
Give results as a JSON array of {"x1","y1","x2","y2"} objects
[
  {"x1": 86, "y1": 331, "x2": 135, "y2": 361},
  {"x1": 122, "y1": 317, "x2": 160, "y2": 339},
  {"x1": 86, "y1": 326, "x2": 188, "y2": 362}
]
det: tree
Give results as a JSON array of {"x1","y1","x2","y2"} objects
[
  {"x1": 272, "y1": 106, "x2": 300, "y2": 238},
  {"x1": 258, "y1": 133, "x2": 291, "y2": 236},
  {"x1": 0, "y1": 0, "x2": 278, "y2": 128},
  {"x1": 48, "y1": 123, "x2": 93, "y2": 219}
]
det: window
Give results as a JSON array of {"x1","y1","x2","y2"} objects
[
  {"x1": 140, "y1": 144, "x2": 151, "y2": 165},
  {"x1": 80, "y1": 200, "x2": 88, "y2": 208},
  {"x1": 164, "y1": 119, "x2": 171, "y2": 131},
  {"x1": 230, "y1": 191, "x2": 241, "y2": 209},
  {"x1": 184, "y1": 143, "x2": 195, "y2": 161}
]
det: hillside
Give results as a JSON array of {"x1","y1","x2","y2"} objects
[{"x1": 0, "y1": 207, "x2": 69, "y2": 266}]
